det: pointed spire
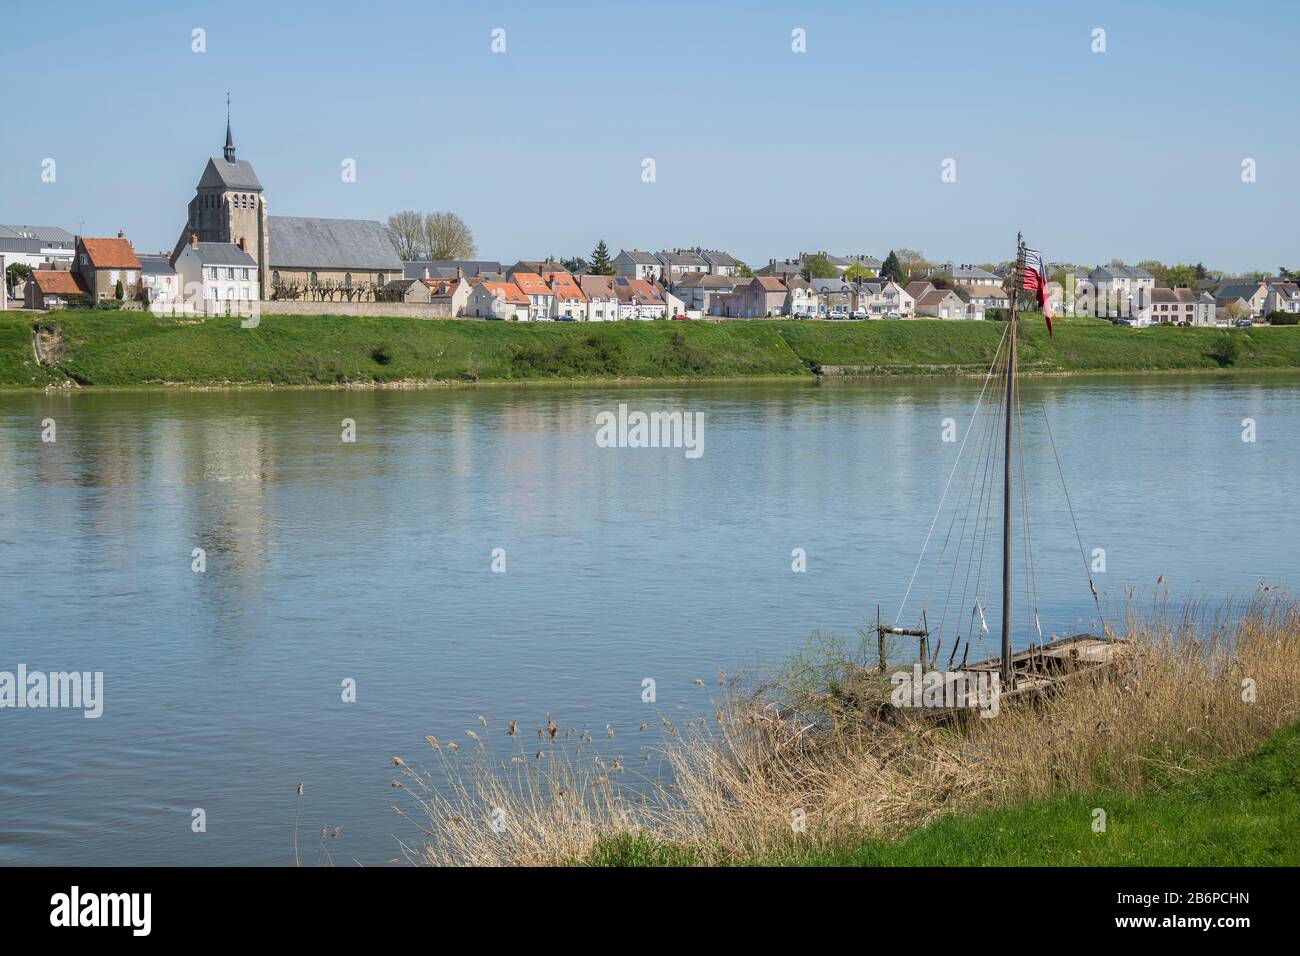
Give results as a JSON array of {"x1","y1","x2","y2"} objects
[{"x1": 223, "y1": 92, "x2": 236, "y2": 163}]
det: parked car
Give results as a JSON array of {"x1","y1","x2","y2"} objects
[
  {"x1": 555, "y1": 315, "x2": 576, "y2": 321},
  {"x1": 885, "y1": 311, "x2": 901, "y2": 320},
  {"x1": 1235, "y1": 318, "x2": 1252, "y2": 328},
  {"x1": 1113, "y1": 318, "x2": 1136, "y2": 326},
  {"x1": 671, "y1": 313, "x2": 688, "y2": 321}
]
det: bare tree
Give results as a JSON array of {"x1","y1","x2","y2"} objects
[
  {"x1": 423, "y1": 211, "x2": 476, "y2": 260},
  {"x1": 385, "y1": 210, "x2": 426, "y2": 260}
]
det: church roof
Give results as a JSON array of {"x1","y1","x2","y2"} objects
[
  {"x1": 268, "y1": 216, "x2": 403, "y2": 271},
  {"x1": 198, "y1": 157, "x2": 262, "y2": 191}
]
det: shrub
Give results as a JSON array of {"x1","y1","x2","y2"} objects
[
  {"x1": 985, "y1": 308, "x2": 1008, "y2": 322},
  {"x1": 1210, "y1": 330, "x2": 1241, "y2": 366},
  {"x1": 370, "y1": 343, "x2": 393, "y2": 365},
  {"x1": 1266, "y1": 311, "x2": 1299, "y2": 325}
]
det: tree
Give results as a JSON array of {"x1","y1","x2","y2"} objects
[
  {"x1": 844, "y1": 263, "x2": 876, "y2": 281},
  {"x1": 114, "y1": 279, "x2": 124, "y2": 300},
  {"x1": 732, "y1": 260, "x2": 753, "y2": 278},
  {"x1": 1279, "y1": 266, "x2": 1298, "y2": 281},
  {"x1": 560, "y1": 256, "x2": 587, "y2": 273},
  {"x1": 588, "y1": 240, "x2": 615, "y2": 275},
  {"x1": 422, "y1": 211, "x2": 476, "y2": 260},
  {"x1": 1165, "y1": 264, "x2": 1197, "y2": 288},
  {"x1": 5, "y1": 262, "x2": 33, "y2": 297},
  {"x1": 1195, "y1": 262, "x2": 1209, "y2": 280},
  {"x1": 894, "y1": 248, "x2": 930, "y2": 279},
  {"x1": 880, "y1": 250, "x2": 906, "y2": 284},
  {"x1": 801, "y1": 253, "x2": 837, "y2": 280},
  {"x1": 385, "y1": 210, "x2": 426, "y2": 260}
]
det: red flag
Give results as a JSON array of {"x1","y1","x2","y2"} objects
[{"x1": 1022, "y1": 247, "x2": 1053, "y2": 336}]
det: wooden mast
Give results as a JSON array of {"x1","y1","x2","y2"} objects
[{"x1": 1002, "y1": 234, "x2": 1023, "y2": 686}]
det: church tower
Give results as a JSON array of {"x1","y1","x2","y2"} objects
[{"x1": 172, "y1": 99, "x2": 271, "y2": 298}]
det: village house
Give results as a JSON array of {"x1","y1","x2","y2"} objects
[
  {"x1": 1089, "y1": 265, "x2": 1155, "y2": 318},
  {"x1": 174, "y1": 237, "x2": 259, "y2": 309},
  {"x1": 545, "y1": 272, "x2": 589, "y2": 320},
  {"x1": 510, "y1": 271, "x2": 554, "y2": 320},
  {"x1": 508, "y1": 260, "x2": 568, "y2": 278},
  {"x1": 856, "y1": 278, "x2": 914, "y2": 318},
  {"x1": 381, "y1": 277, "x2": 433, "y2": 303},
  {"x1": 1215, "y1": 282, "x2": 1268, "y2": 318},
  {"x1": 915, "y1": 287, "x2": 967, "y2": 320},
  {"x1": 698, "y1": 249, "x2": 742, "y2": 276},
  {"x1": 672, "y1": 272, "x2": 747, "y2": 313},
  {"x1": 965, "y1": 284, "x2": 1009, "y2": 312},
  {"x1": 613, "y1": 277, "x2": 666, "y2": 319},
  {"x1": 753, "y1": 258, "x2": 804, "y2": 280},
  {"x1": 71, "y1": 234, "x2": 140, "y2": 301},
  {"x1": 713, "y1": 276, "x2": 788, "y2": 318},
  {"x1": 784, "y1": 274, "x2": 817, "y2": 317},
  {"x1": 24, "y1": 268, "x2": 86, "y2": 309},
  {"x1": 948, "y1": 265, "x2": 1002, "y2": 289},
  {"x1": 809, "y1": 277, "x2": 855, "y2": 318},
  {"x1": 613, "y1": 249, "x2": 663, "y2": 282},
  {"x1": 426, "y1": 275, "x2": 474, "y2": 316},
  {"x1": 1150, "y1": 287, "x2": 1216, "y2": 325},
  {"x1": 655, "y1": 249, "x2": 708, "y2": 280},
  {"x1": 578, "y1": 275, "x2": 621, "y2": 322},
  {"x1": 1264, "y1": 280, "x2": 1300, "y2": 317},
  {"x1": 136, "y1": 254, "x2": 180, "y2": 305},
  {"x1": 468, "y1": 279, "x2": 529, "y2": 320},
  {"x1": 1215, "y1": 295, "x2": 1251, "y2": 324}
]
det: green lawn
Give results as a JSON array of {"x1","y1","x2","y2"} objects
[
  {"x1": 585, "y1": 721, "x2": 1300, "y2": 866},
  {"x1": 3, "y1": 311, "x2": 1300, "y2": 388}
]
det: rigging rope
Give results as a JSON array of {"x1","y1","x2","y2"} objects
[
  {"x1": 894, "y1": 321, "x2": 1010, "y2": 626},
  {"x1": 1040, "y1": 399, "x2": 1104, "y2": 624}
]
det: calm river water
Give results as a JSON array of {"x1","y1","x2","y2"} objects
[{"x1": 1, "y1": 375, "x2": 1296, "y2": 864}]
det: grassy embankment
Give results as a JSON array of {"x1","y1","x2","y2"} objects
[
  {"x1": 4, "y1": 311, "x2": 1300, "y2": 388},
  {"x1": 394, "y1": 596, "x2": 1300, "y2": 867}
]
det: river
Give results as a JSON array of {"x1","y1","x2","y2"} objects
[{"x1": 1, "y1": 375, "x2": 1296, "y2": 864}]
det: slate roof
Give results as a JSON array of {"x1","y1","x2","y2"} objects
[
  {"x1": 1215, "y1": 282, "x2": 1266, "y2": 301},
  {"x1": 1090, "y1": 265, "x2": 1154, "y2": 281},
  {"x1": 951, "y1": 266, "x2": 1002, "y2": 282},
  {"x1": 268, "y1": 216, "x2": 403, "y2": 270},
  {"x1": 656, "y1": 249, "x2": 708, "y2": 267},
  {"x1": 810, "y1": 278, "x2": 853, "y2": 294},
  {"x1": 137, "y1": 254, "x2": 176, "y2": 276},
  {"x1": 699, "y1": 250, "x2": 740, "y2": 268},
  {"x1": 616, "y1": 249, "x2": 659, "y2": 265},
  {"x1": 403, "y1": 260, "x2": 501, "y2": 279},
  {"x1": 189, "y1": 242, "x2": 257, "y2": 267},
  {"x1": 198, "y1": 157, "x2": 263, "y2": 191}
]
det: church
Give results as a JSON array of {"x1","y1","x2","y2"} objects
[{"x1": 170, "y1": 113, "x2": 403, "y2": 302}]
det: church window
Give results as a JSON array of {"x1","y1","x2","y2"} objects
[
  {"x1": 310, "y1": 272, "x2": 319, "y2": 287},
  {"x1": 273, "y1": 271, "x2": 280, "y2": 286},
  {"x1": 345, "y1": 273, "x2": 352, "y2": 287}
]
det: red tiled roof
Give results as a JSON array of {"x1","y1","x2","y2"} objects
[
  {"x1": 80, "y1": 236, "x2": 140, "y2": 270},
  {"x1": 545, "y1": 273, "x2": 588, "y2": 302},
  {"x1": 510, "y1": 272, "x2": 551, "y2": 296},
  {"x1": 480, "y1": 281, "x2": 528, "y2": 305},
  {"x1": 756, "y1": 276, "x2": 787, "y2": 292},
  {"x1": 32, "y1": 270, "x2": 86, "y2": 296}
]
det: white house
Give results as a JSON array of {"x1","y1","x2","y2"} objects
[
  {"x1": 137, "y1": 254, "x2": 181, "y2": 305},
  {"x1": 613, "y1": 249, "x2": 663, "y2": 282},
  {"x1": 578, "y1": 275, "x2": 621, "y2": 321},
  {"x1": 1089, "y1": 266, "x2": 1155, "y2": 319},
  {"x1": 174, "y1": 239, "x2": 259, "y2": 310},
  {"x1": 468, "y1": 280, "x2": 530, "y2": 320},
  {"x1": 546, "y1": 272, "x2": 589, "y2": 321}
]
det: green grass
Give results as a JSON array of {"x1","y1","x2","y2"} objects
[
  {"x1": 4, "y1": 311, "x2": 1300, "y2": 388},
  {"x1": 584, "y1": 720, "x2": 1300, "y2": 866}
]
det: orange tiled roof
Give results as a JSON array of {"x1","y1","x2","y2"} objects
[
  {"x1": 80, "y1": 237, "x2": 140, "y2": 270},
  {"x1": 510, "y1": 272, "x2": 550, "y2": 296},
  {"x1": 32, "y1": 270, "x2": 86, "y2": 296},
  {"x1": 480, "y1": 281, "x2": 528, "y2": 305},
  {"x1": 545, "y1": 273, "x2": 588, "y2": 302}
]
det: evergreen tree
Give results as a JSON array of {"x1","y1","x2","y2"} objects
[
  {"x1": 589, "y1": 240, "x2": 615, "y2": 275},
  {"x1": 880, "y1": 250, "x2": 905, "y2": 284},
  {"x1": 114, "y1": 279, "x2": 124, "y2": 300}
]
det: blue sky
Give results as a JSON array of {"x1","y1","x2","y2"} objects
[{"x1": 3, "y1": 0, "x2": 1298, "y2": 272}]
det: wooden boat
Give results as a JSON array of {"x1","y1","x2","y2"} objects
[{"x1": 877, "y1": 234, "x2": 1127, "y2": 715}]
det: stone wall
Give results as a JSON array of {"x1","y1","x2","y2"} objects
[{"x1": 258, "y1": 300, "x2": 457, "y2": 319}]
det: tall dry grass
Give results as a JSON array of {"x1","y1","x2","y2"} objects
[{"x1": 395, "y1": 593, "x2": 1300, "y2": 866}]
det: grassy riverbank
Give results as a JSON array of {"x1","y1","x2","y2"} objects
[
  {"x1": 5, "y1": 311, "x2": 1300, "y2": 388},
  {"x1": 399, "y1": 596, "x2": 1300, "y2": 867},
  {"x1": 587, "y1": 721, "x2": 1300, "y2": 866}
]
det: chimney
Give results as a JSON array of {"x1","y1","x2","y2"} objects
[
  {"x1": 423, "y1": 267, "x2": 430, "y2": 280},
  {"x1": 117, "y1": 230, "x2": 124, "y2": 239},
  {"x1": 456, "y1": 266, "x2": 464, "y2": 280},
  {"x1": 238, "y1": 236, "x2": 247, "y2": 251},
  {"x1": 190, "y1": 233, "x2": 198, "y2": 247}
]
